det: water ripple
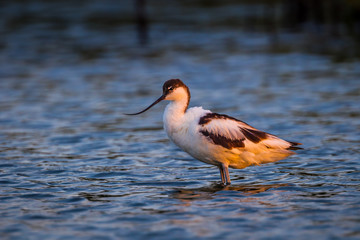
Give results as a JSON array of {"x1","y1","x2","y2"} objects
[{"x1": 1, "y1": 1, "x2": 360, "y2": 239}]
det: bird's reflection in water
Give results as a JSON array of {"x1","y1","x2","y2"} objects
[
  {"x1": 163, "y1": 182, "x2": 292, "y2": 237},
  {"x1": 172, "y1": 182, "x2": 290, "y2": 201}
]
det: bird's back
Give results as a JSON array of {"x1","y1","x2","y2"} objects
[{"x1": 178, "y1": 110, "x2": 300, "y2": 169}]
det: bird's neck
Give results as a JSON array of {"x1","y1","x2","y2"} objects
[{"x1": 163, "y1": 98, "x2": 189, "y2": 132}]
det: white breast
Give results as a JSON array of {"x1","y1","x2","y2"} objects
[{"x1": 163, "y1": 105, "x2": 210, "y2": 157}]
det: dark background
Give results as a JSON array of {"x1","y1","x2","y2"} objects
[{"x1": 1, "y1": 0, "x2": 360, "y2": 65}]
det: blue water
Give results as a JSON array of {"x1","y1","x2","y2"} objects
[{"x1": 1, "y1": 1, "x2": 360, "y2": 239}]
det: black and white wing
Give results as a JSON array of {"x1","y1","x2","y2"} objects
[{"x1": 198, "y1": 112, "x2": 301, "y2": 166}]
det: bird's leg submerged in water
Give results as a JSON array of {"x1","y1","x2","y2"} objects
[{"x1": 219, "y1": 163, "x2": 231, "y2": 185}]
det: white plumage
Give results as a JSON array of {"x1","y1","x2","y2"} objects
[{"x1": 127, "y1": 79, "x2": 301, "y2": 185}]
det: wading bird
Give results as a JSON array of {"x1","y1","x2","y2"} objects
[{"x1": 126, "y1": 79, "x2": 301, "y2": 185}]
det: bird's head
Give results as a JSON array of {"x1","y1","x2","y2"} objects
[{"x1": 125, "y1": 79, "x2": 190, "y2": 115}]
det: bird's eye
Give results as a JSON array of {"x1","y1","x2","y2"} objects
[{"x1": 168, "y1": 86, "x2": 173, "y2": 91}]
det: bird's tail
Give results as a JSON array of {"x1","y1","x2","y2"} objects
[{"x1": 287, "y1": 141, "x2": 303, "y2": 150}]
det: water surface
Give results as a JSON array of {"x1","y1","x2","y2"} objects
[{"x1": 1, "y1": 1, "x2": 360, "y2": 239}]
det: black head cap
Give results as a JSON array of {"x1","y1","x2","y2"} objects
[{"x1": 162, "y1": 79, "x2": 187, "y2": 95}]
